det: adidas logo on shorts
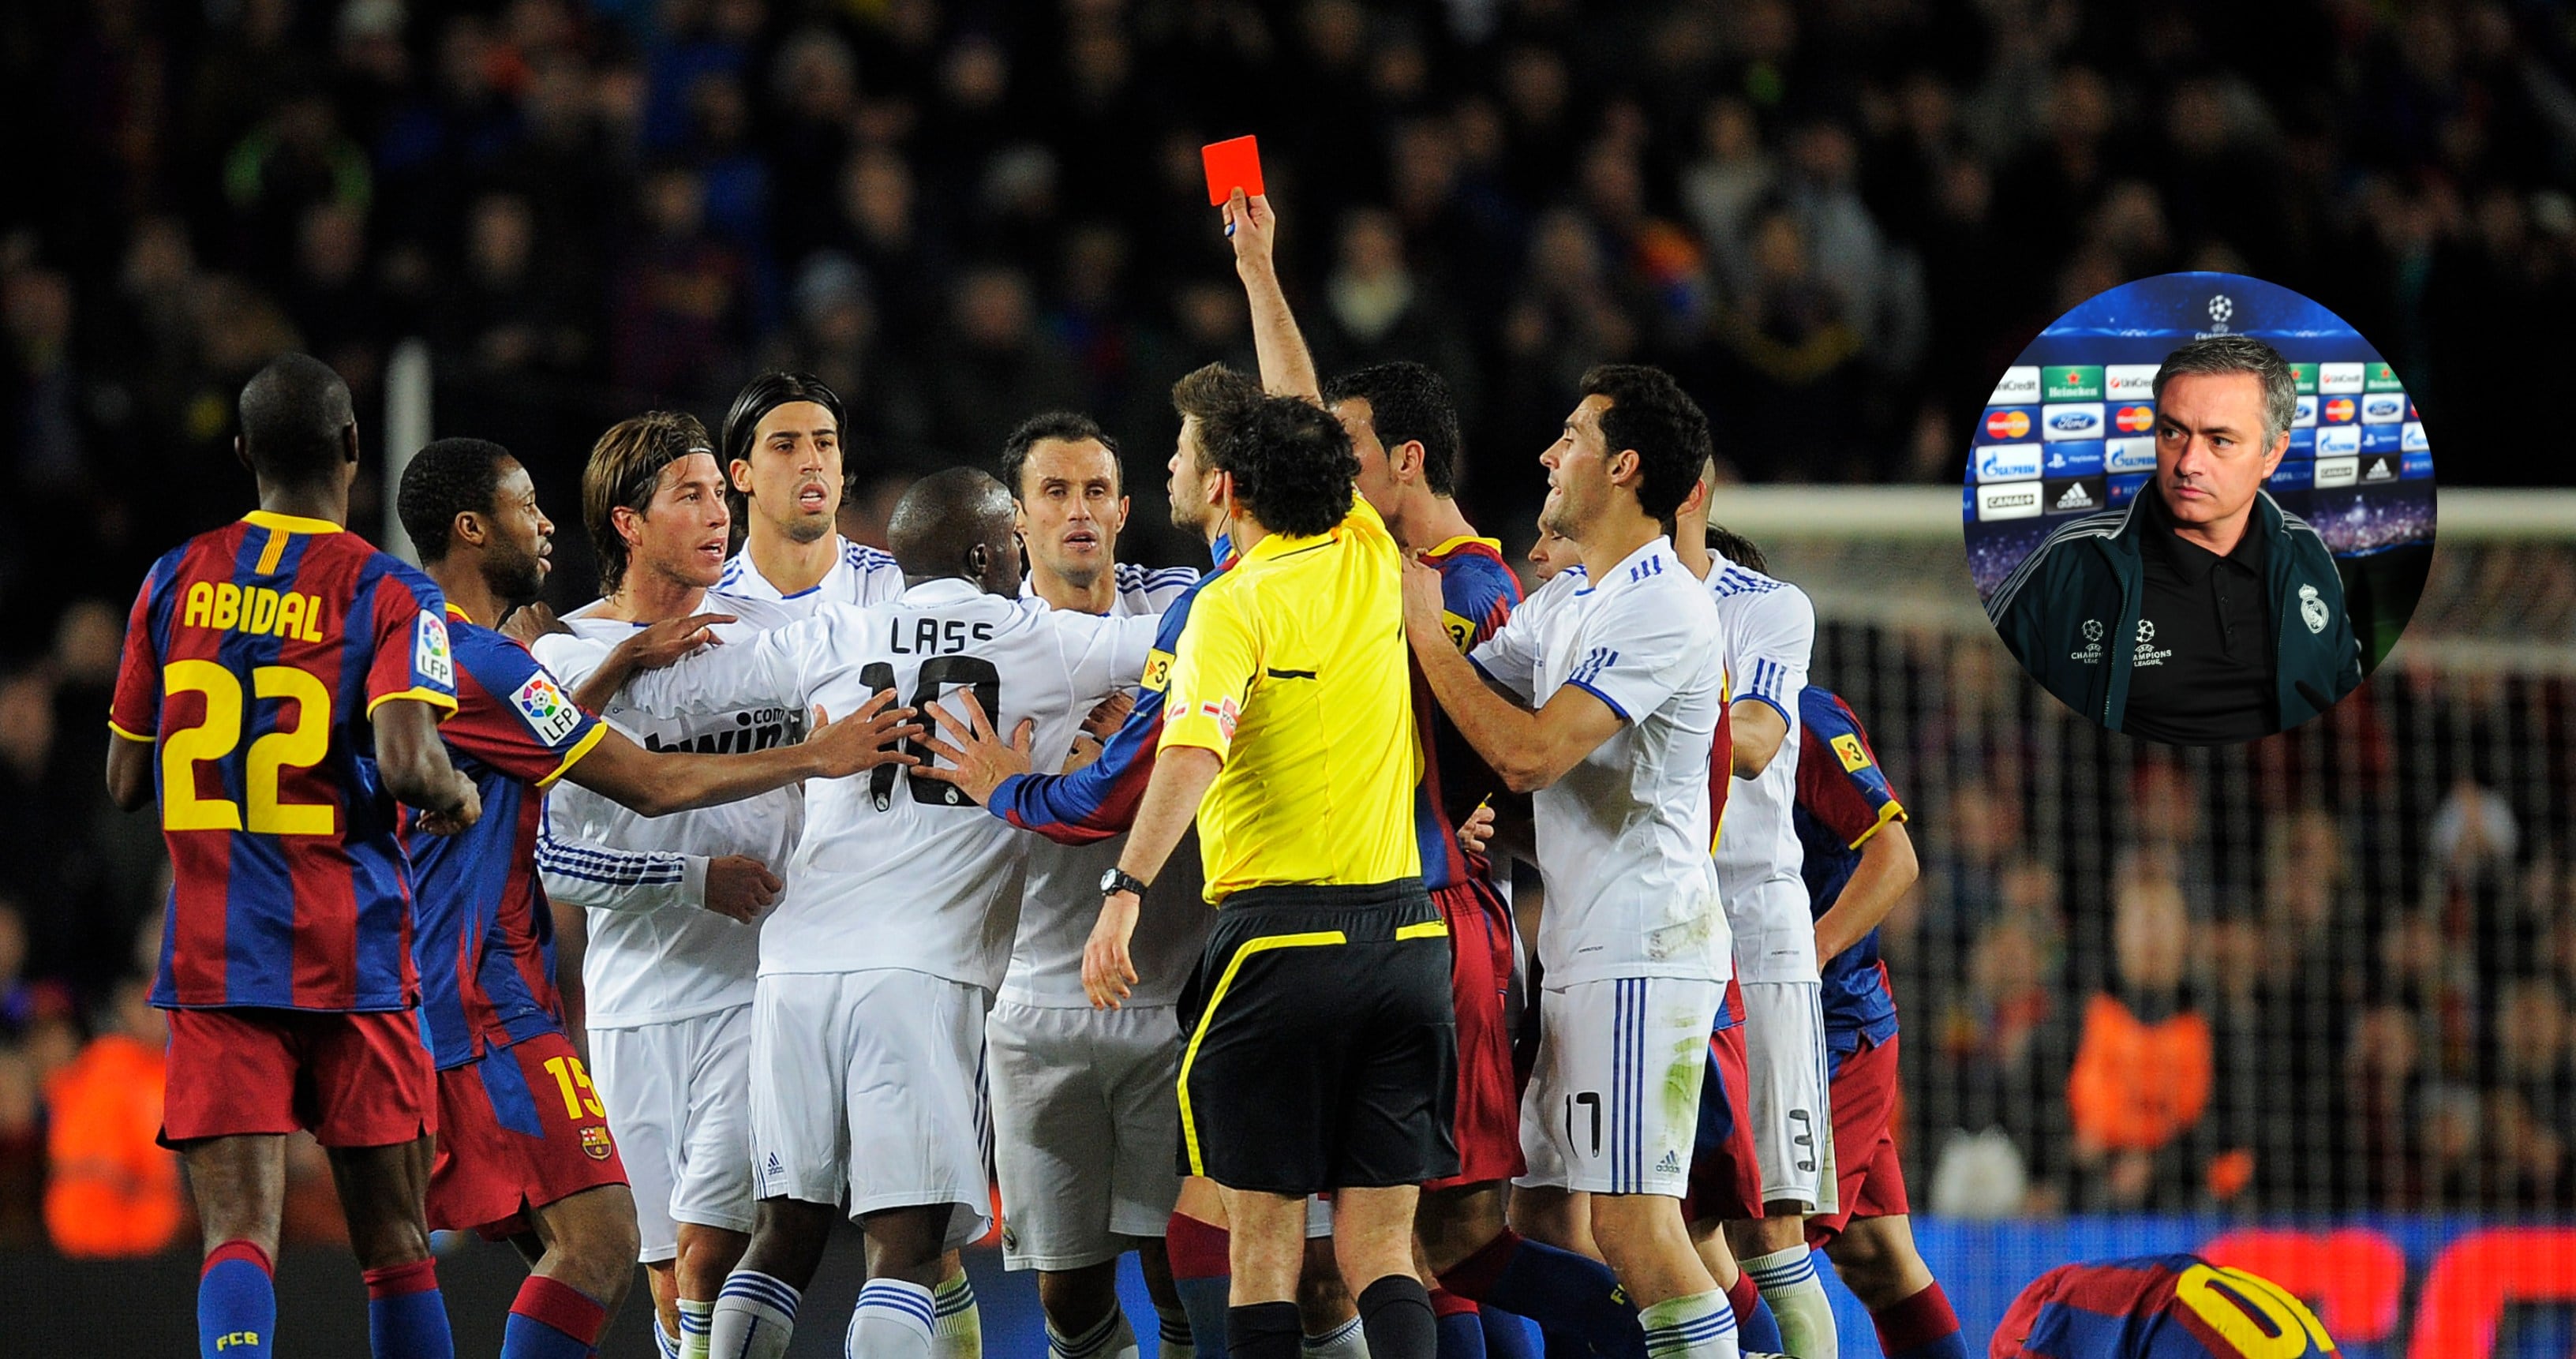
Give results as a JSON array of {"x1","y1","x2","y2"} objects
[{"x1": 1657, "y1": 1150, "x2": 1682, "y2": 1174}]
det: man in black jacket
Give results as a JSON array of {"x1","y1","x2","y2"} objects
[{"x1": 1986, "y1": 335, "x2": 2364, "y2": 743}]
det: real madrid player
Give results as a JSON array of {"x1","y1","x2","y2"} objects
[
  {"x1": 615, "y1": 469, "x2": 1155, "y2": 1359},
  {"x1": 1671, "y1": 466, "x2": 1840, "y2": 1359},
  {"x1": 530, "y1": 413, "x2": 810, "y2": 1359},
  {"x1": 1405, "y1": 365, "x2": 1747, "y2": 1359},
  {"x1": 397, "y1": 436, "x2": 916, "y2": 1359},
  {"x1": 986, "y1": 410, "x2": 1201, "y2": 1359},
  {"x1": 714, "y1": 371, "x2": 908, "y2": 610}
]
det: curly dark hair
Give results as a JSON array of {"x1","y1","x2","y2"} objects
[
  {"x1": 397, "y1": 437, "x2": 514, "y2": 563},
  {"x1": 1579, "y1": 364, "x2": 1713, "y2": 522},
  {"x1": 1204, "y1": 395, "x2": 1361, "y2": 537},
  {"x1": 1320, "y1": 361, "x2": 1462, "y2": 497},
  {"x1": 1000, "y1": 410, "x2": 1121, "y2": 499}
]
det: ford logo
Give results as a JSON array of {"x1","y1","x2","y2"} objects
[{"x1": 2050, "y1": 411, "x2": 2099, "y2": 433}]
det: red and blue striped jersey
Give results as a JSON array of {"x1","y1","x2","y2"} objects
[
  {"x1": 987, "y1": 550, "x2": 1230, "y2": 843},
  {"x1": 399, "y1": 608, "x2": 605, "y2": 1069},
  {"x1": 1994, "y1": 1255, "x2": 2340, "y2": 1359},
  {"x1": 1792, "y1": 686, "x2": 1904, "y2": 1056},
  {"x1": 1412, "y1": 536, "x2": 1522, "y2": 890},
  {"x1": 110, "y1": 511, "x2": 459, "y2": 1012}
]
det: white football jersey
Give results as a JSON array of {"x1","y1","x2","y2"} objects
[
  {"x1": 716, "y1": 534, "x2": 905, "y2": 615},
  {"x1": 534, "y1": 591, "x2": 803, "y2": 1028},
  {"x1": 1005, "y1": 563, "x2": 1201, "y2": 1009},
  {"x1": 1470, "y1": 537, "x2": 1729, "y2": 986},
  {"x1": 1707, "y1": 562, "x2": 1819, "y2": 984},
  {"x1": 622, "y1": 578, "x2": 1159, "y2": 989}
]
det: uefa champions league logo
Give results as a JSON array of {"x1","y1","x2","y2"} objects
[{"x1": 2207, "y1": 294, "x2": 2233, "y2": 334}]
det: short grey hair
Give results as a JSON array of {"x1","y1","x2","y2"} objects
[{"x1": 2151, "y1": 335, "x2": 2298, "y2": 450}]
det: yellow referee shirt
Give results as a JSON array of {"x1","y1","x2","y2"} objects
[{"x1": 1159, "y1": 495, "x2": 1421, "y2": 901}]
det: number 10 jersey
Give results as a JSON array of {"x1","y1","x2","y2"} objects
[
  {"x1": 110, "y1": 510, "x2": 459, "y2": 1013},
  {"x1": 621, "y1": 578, "x2": 1158, "y2": 990}
]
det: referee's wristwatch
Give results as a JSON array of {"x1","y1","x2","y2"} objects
[{"x1": 1099, "y1": 868, "x2": 1151, "y2": 899}]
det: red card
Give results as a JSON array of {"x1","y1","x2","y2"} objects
[{"x1": 1202, "y1": 136, "x2": 1264, "y2": 206}]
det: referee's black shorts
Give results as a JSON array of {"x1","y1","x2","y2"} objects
[{"x1": 1174, "y1": 877, "x2": 1459, "y2": 1195}]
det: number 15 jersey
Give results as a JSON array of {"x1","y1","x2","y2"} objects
[
  {"x1": 621, "y1": 578, "x2": 1158, "y2": 990},
  {"x1": 110, "y1": 511, "x2": 459, "y2": 1013}
]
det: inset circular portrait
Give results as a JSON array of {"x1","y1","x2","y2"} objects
[{"x1": 1965, "y1": 271, "x2": 2434, "y2": 745}]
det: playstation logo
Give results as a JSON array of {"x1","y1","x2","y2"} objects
[{"x1": 2207, "y1": 294, "x2": 2233, "y2": 333}]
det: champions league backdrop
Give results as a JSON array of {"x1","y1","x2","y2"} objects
[{"x1": 1963, "y1": 273, "x2": 2438, "y2": 665}]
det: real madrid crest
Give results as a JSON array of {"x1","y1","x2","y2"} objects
[{"x1": 2299, "y1": 582, "x2": 2328, "y2": 635}]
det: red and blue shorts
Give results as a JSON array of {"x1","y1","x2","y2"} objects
[
  {"x1": 1683, "y1": 979, "x2": 1763, "y2": 1223},
  {"x1": 1807, "y1": 1030, "x2": 1908, "y2": 1245},
  {"x1": 161, "y1": 1007, "x2": 434, "y2": 1149},
  {"x1": 427, "y1": 1028, "x2": 627, "y2": 1238},
  {"x1": 1428, "y1": 876, "x2": 1526, "y2": 1190}
]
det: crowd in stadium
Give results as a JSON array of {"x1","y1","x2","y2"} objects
[{"x1": 3, "y1": 0, "x2": 2576, "y2": 1262}]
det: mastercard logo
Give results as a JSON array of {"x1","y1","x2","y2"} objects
[
  {"x1": 1985, "y1": 410, "x2": 2031, "y2": 440},
  {"x1": 2114, "y1": 405, "x2": 2154, "y2": 432},
  {"x1": 2323, "y1": 397, "x2": 2357, "y2": 423}
]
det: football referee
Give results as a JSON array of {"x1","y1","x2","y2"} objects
[{"x1": 1080, "y1": 388, "x2": 1457, "y2": 1359}]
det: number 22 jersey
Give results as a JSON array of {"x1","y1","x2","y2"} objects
[
  {"x1": 109, "y1": 511, "x2": 459, "y2": 1012},
  {"x1": 620, "y1": 578, "x2": 1157, "y2": 990}
]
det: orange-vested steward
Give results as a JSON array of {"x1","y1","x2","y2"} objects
[
  {"x1": 43, "y1": 1034, "x2": 182, "y2": 1257},
  {"x1": 2067, "y1": 992, "x2": 2212, "y2": 1152}
]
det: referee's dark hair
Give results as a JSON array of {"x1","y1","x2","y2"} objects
[
  {"x1": 1321, "y1": 361, "x2": 1462, "y2": 497},
  {"x1": 1000, "y1": 411, "x2": 1122, "y2": 500},
  {"x1": 398, "y1": 438, "x2": 515, "y2": 564},
  {"x1": 1204, "y1": 395, "x2": 1361, "y2": 538},
  {"x1": 1705, "y1": 524, "x2": 1770, "y2": 576},
  {"x1": 238, "y1": 353, "x2": 357, "y2": 486},
  {"x1": 721, "y1": 370, "x2": 847, "y2": 523},
  {"x1": 1579, "y1": 364, "x2": 1713, "y2": 522}
]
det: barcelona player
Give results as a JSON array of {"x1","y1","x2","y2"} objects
[
  {"x1": 393, "y1": 437, "x2": 923, "y2": 1359},
  {"x1": 107, "y1": 354, "x2": 480, "y2": 1359},
  {"x1": 1993, "y1": 1256, "x2": 2338, "y2": 1358},
  {"x1": 1785, "y1": 683, "x2": 1969, "y2": 1359}
]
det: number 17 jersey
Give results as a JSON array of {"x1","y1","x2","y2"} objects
[{"x1": 110, "y1": 511, "x2": 459, "y2": 1012}]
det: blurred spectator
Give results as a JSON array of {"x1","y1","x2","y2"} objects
[
  {"x1": 434, "y1": 193, "x2": 589, "y2": 378},
  {"x1": 610, "y1": 165, "x2": 751, "y2": 400},
  {"x1": 2067, "y1": 870, "x2": 2211, "y2": 1210},
  {"x1": 932, "y1": 265, "x2": 1084, "y2": 466},
  {"x1": 1310, "y1": 208, "x2": 1478, "y2": 425},
  {"x1": 42, "y1": 977, "x2": 179, "y2": 1258}
]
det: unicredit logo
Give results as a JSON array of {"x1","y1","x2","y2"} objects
[
  {"x1": 2114, "y1": 406, "x2": 2153, "y2": 432},
  {"x1": 2050, "y1": 410, "x2": 2099, "y2": 434},
  {"x1": 1986, "y1": 410, "x2": 2031, "y2": 440}
]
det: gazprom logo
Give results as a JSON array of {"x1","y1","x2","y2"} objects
[
  {"x1": 2103, "y1": 437, "x2": 2157, "y2": 473},
  {"x1": 1975, "y1": 444, "x2": 2042, "y2": 482},
  {"x1": 2318, "y1": 426, "x2": 2361, "y2": 456}
]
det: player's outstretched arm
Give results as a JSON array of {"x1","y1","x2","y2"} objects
[
  {"x1": 568, "y1": 611, "x2": 736, "y2": 713},
  {"x1": 1814, "y1": 819, "x2": 1918, "y2": 964},
  {"x1": 566, "y1": 692, "x2": 919, "y2": 817},
  {"x1": 373, "y1": 697, "x2": 481, "y2": 832},
  {"x1": 1402, "y1": 558, "x2": 1620, "y2": 792},
  {"x1": 1224, "y1": 188, "x2": 1320, "y2": 402}
]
